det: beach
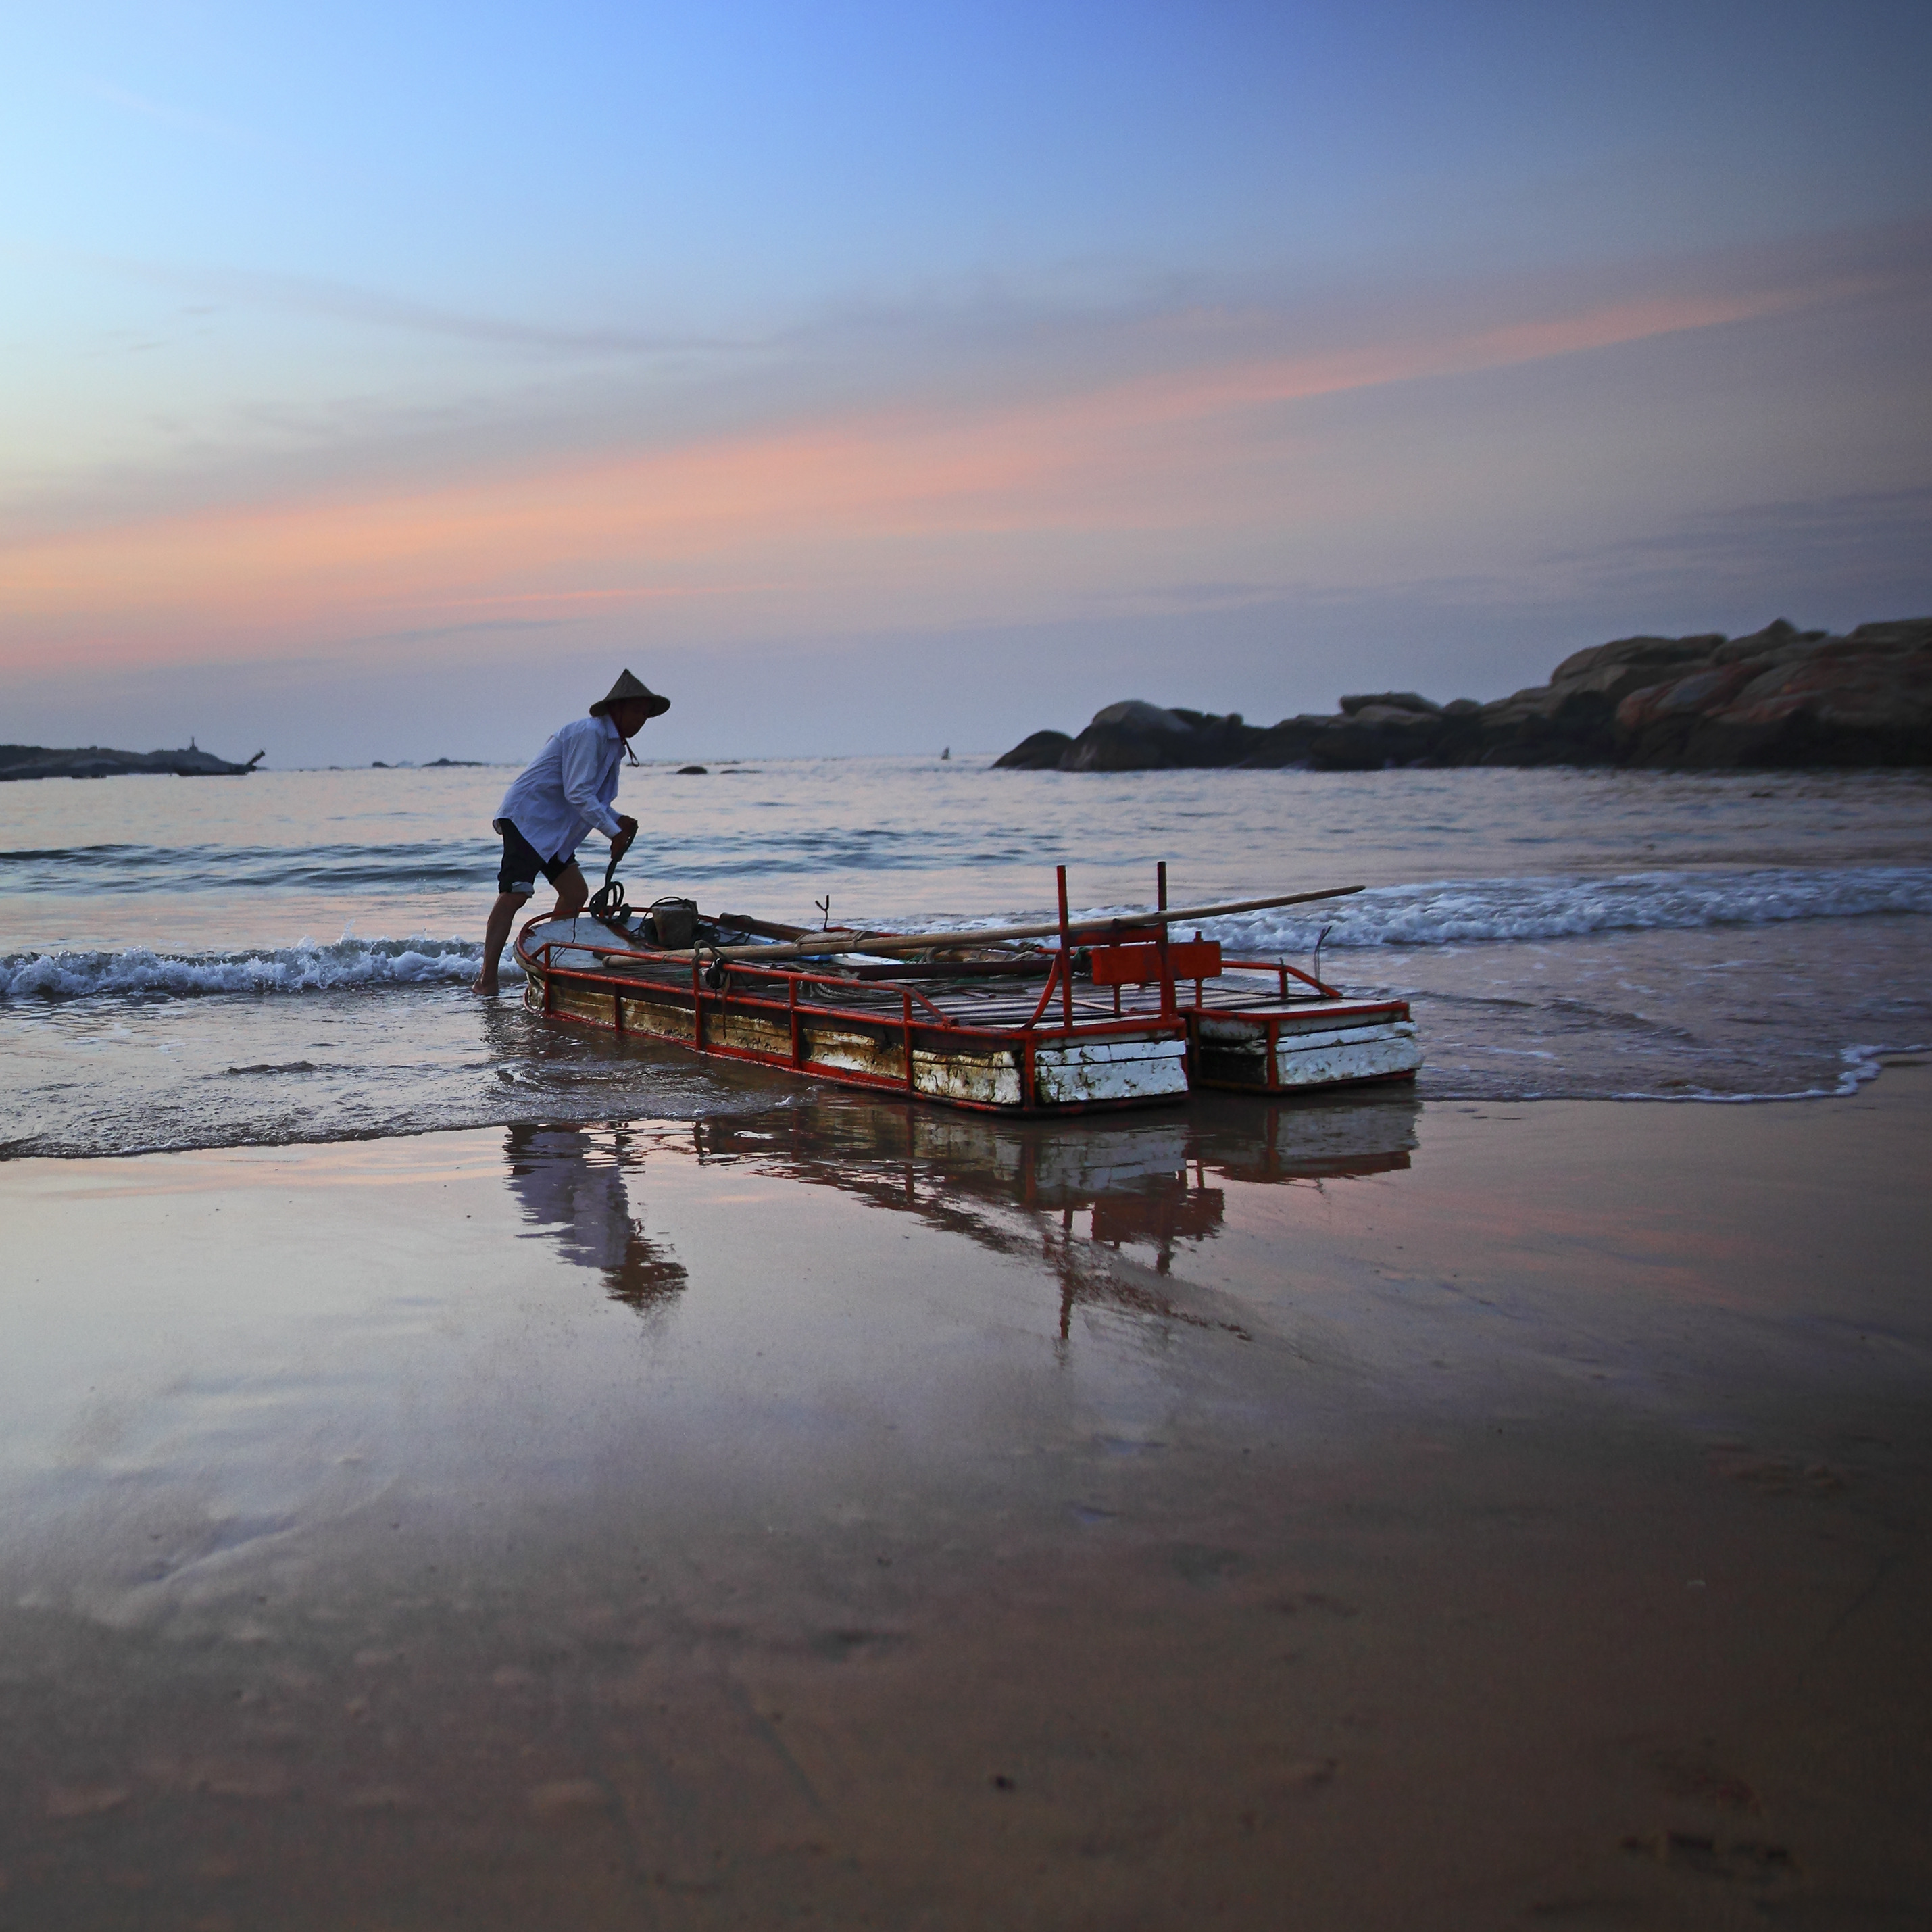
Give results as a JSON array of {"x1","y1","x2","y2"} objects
[
  {"x1": 11, "y1": 0, "x2": 1932, "y2": 1917},
  {"x1": 3, "y1": 1063, "x2": 1927, "y2": 1928}
]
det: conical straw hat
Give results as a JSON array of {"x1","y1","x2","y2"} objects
[{"x1": 589, "y1": 669, "x2": 670, "y2": 719}]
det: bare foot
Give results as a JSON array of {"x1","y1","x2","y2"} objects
[{"x1": 472, "y1": 974, "x2": 499, "y2": 996}]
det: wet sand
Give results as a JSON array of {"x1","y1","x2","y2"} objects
[{"x1": 1, "y1": 1068, "x2": 1928, "y2": 1929}]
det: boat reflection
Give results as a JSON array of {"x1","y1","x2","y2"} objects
[
  {"x1": 693, "y1": 1086, "x2": 1418, "y2": 1256},
  {"x1": 501, "y1": 1091, "x2": 1418, "y2": 1328},
  {"x1": 503, "y1": 1122, "x2": 689, "y2": 1312}
]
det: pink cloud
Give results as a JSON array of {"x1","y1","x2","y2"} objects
[{"x1": 0, "y1": 247, "x2": 1907, "y2": 672}]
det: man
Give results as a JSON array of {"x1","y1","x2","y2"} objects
[{"x1": 473, "y1": 670, "x2": 670, "y2": 995}]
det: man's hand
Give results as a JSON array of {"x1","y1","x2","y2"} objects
[{"x1": 612, "y1": 816, "x2": 638, "y2": 862}]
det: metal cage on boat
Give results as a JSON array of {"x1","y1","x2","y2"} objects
[{"x1": 515, "y1": 864, "x2": 1420, "y2": 1115}]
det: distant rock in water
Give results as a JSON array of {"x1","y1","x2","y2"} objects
[
  {"x1": 992, "y1": 616, "x2": 1932, "y2": 772},
  {"x1": 424, "y1": 757, "x2": 486, "y2": 768},
  {"x1": 0, "y1": 740, "x2": 264, "y2": 782},
  {"x1": 993, "y1": 701, "x2": 1262, "y2": 772},
  {"x1": 676, "y1": 764, "x2": 709, "y2": 775},
  {"x1": 993, "y1": 730, "x2": 1075, "y2": 770}
]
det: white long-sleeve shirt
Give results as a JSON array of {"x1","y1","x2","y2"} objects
[{"x1": 495, "y1": 714, "x2": 628, "y2": 862}]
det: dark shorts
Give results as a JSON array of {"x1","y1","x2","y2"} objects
[{"x1": 495, "y1": 818, "x2": 578, "y2": 896}]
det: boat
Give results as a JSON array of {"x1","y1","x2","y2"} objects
[{"x1": 514, "y1": 864, "x2": 1421, "y2": 1115}]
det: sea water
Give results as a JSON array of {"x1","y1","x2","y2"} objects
[{"x1": 2, "y1": 756, "x2": 1929, "y2": 1157}]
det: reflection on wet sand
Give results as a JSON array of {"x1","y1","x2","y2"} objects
[
  {"x1": 503, "y1": 1122, "x2": 689, "y2": 1310},
  {"x1": 505, "y1": 1088, "x2": 1420, "y2": 1337},
  {"x1": 692, "y1": 1085, "x2": 1422, "y2": 1255},
  {"x1": 1, "y1": 1079, "x2": 1927, "y2": 1928}
]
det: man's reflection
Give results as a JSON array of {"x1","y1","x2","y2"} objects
[{"x1": 502, "y1": 1124, "x2": 688, "y2": 1311}]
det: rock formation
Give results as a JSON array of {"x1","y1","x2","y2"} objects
[
  {"x1": 991, "y1": 616, "x2": 1932, "y2": 772},
  {"x1": 0, "y1": 741, "x2": 264, "y2": 781}
]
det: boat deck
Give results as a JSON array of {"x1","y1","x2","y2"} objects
[{"x1": 517, "y1": 912, "x2": 1420, "y2": 1113}]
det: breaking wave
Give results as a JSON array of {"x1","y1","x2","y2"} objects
[
  {"x1": 5, "y1": 865, "x2": 1928, "y2": 1005},
  {"x1": 1196, "y1": 864, "x2": 1932, "y2": 954},
  {"x1": 1605, "y1": 1041, "x2": 1932, "y2": 1105},
  {"x1": 0, "y1": 935, "x2": 511, "y2": 1001}
]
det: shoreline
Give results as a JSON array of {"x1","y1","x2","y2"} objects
[
  {"x1": 1, "y1": 1072, "x2": 1927, "y2": 1925},
  {"x1": 6, "y1": 1043, "x2": 1924, "y2": 1167}
]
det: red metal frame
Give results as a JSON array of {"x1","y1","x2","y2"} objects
[
  {"x1": 1090, "y1": 939, "x2": 1220, "y2": 984},
  {"x1": 518, "y1": 928, "x2": 1189, "y2": 1114},
  {"x1": 513, "y1": 862, "x2": 1372, "y2": 1112}
]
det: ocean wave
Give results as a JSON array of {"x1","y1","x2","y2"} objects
[
  {"x1": 1195, "y1": 864, "x2": 1932, "y2": 953},
  {"x1": 0, "y1": 935, "x2": 510, "y2": 1001},
  {"x1": 0, "y1": 841, "x2": 493, "y2": 894},
  {"x1": 5, "y1": 865, "x2": 1928, "y2": 1004},
  {"x1": 0, "y1": 825, "x2": 1069, "y2": 897},
  {"x1": 1461, "y1": 1042, "x2": 1931, "y2": 1106}
]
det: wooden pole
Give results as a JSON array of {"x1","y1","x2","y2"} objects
[
  {"x1": 1056, "y1": 865, "x2": 1074, "y2": 1031},
  {"x1": 1156, "y1": 861, "x2": 1173, "y2": 1018},
  {"x1": 705, "y1": 883, "x2": 1364, "y2": 964}
]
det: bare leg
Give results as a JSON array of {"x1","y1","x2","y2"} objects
[
  {"x1": 475, "y1": 866, "x2": 591, "y2": 995},
  {"x1": 474, "y1": 890, "x2": 532, "y2": 995}
]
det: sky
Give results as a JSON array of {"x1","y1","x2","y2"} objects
[{"x1": 3, "y1": 0, "x2": 1929, "y2": 765}]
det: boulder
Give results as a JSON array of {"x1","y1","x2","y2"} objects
[
  {"x1": 1614, "y1": 618, "x2": 1932, "y2": 766},
  {"x1": 1547, "y1": 633, "x2": 1724, "y2": 683},
  {"x1": 1470, "y1": 687, "x2": 1610, "y2": 766},
  {"x1": 1470, "y1": 636, "x2": 1735, "y2": 764},
  {"x1": 1683, "y1": 649, "x2": 1932, "y2": 767},
  {"x1": 1181, "y1": 712, "x2": 1268, "y2": 766},
  {"x1": 1709, "y1": 617, "x2": 1827, "y2": 664},
  {"x1": 1087, "y1": 700, "x2": 1192, "y2": 735},
  {"x1": 991, "y1": 729, "x2": 1074, "y2": 770},
  {"x1": 1060, "y1": 724, "x2": 1181, "y2": 772},
  {"x1": 1050, "y1": 703, "x2": 1266, "y2": 770},
  {"x1": 1838, "y1": 616, "x2": 1932, "y2": 653},
  {"x1": 1236, "y1": 716, "x2": 1331, "y2": 768},
  {"x1": 1613, "y1": 663, "x2": 1771, "y2": 763},
  {"x1": 991, "y1": 616, "x2": 1932, "y2": 776},
  {"x1": 1308, "y1": 706, "x2": 1449, "y2": 771},
  {"x1": 1339, "y1": 691, "x2": 1442, "y2": 716}
]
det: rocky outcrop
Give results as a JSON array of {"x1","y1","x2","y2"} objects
[
  {"x1": 992, "y1": 729, "x2": 1076, "y2": 770},
  {"x1": 993, "y1": 704, "x2": 1266, "y2": 771},
  {"x1": 1612, "y1": 620, "x2": 1932, "y2": 767},
  {"x1": 1307, "y1": 699, "x2": 1460, "y2": 772},
  {"x1": 993, "y1": 616, "x2": 1932, "y2": 772},
  {"x1": 0, "y1": 741, "x2": 264, "y2": 781}
]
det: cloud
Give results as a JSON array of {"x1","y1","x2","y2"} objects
[
  {"x1": 5, "y1": 217, "x2": 1928, "y2": 681},
  {"x1": 1534, "y1": 485, "x2": 1932, "y2": 609}
]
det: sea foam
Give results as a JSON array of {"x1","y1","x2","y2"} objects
[
  {"x1": 4, "y1": 865, "x2": 1928, "y2": 1003},
  {"x1": 1193, "y1": 864, "x2": 1932, "y2": 955},
  {"x1": 0, "y1": 935, "x2": 510, "y2": 1001}
]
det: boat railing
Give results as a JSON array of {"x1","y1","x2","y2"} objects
[
  {"x1": 519, "y1": 930, "x2": 1196, "y2": 1047},
  {"x1": 519, "y1": 933, "x2": 1343, "y2": 1036},
  {"x1": 1217, "y1": 958, "x2": 1342, "y2": 1000}
]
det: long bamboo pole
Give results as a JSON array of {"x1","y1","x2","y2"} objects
[{"x1": 704, "y1": 883, "x2": 1364, "y2": 964}]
